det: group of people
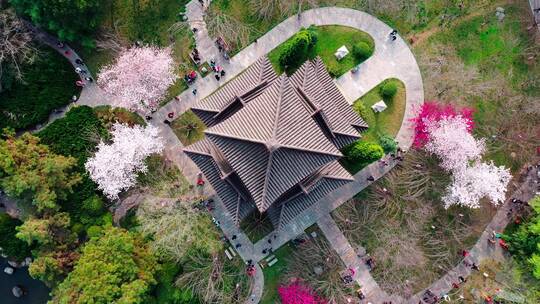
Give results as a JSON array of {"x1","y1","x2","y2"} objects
[
  {"x1": 210, "y1": 59, "x2": 226, "y2": 81},
  {"x1": 184, "y1": 70, "x2": 198, "y2": 85},
  {"x1": 389, "y1": 29, "x2": 398, "y2": 41},
  {"x1": 191, "y1": 48, "x2": 202, "y2": 65}
]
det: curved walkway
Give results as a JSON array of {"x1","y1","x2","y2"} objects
[{"x1": 26, "y1": 22, "x2": 115, "y2": 132}]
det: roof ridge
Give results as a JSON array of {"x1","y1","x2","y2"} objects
[
  {"x1": 279, "y1": 144, "x2": 342, "y2": 158},
  {"x1": 205, "y1": 130, "x2": 267, "y2": 145},
  {"x1": 260, "y1": 75, "x2": 287, "y2": 209}
]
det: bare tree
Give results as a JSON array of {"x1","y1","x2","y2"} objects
[
  {"x1": 176, "y1": 251, "x2": 252, "y2": 303},
  {"x1": 249, "y1": 0, "x2": 319, "y2": 21},
  {"x1": 0, "y1": 9, "x2": 38, "y2": 91},
  {"x1": 205, "y1": 8, "x2": 259, "y2": 50},
  {"x1": 285, "y1": 236, "x2": 353, "y2": 303}
]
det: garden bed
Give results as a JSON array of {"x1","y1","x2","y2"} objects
[
  {"x1": 239, "y1": 211, "x2": 274, "y2": 243},
  {"x1": 267, "y1": 25, "x2": 374, "y2": 76}
]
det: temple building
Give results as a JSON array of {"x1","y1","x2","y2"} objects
[{"x1": 185, "y1": 56, "x2": 368, "y2": 230}]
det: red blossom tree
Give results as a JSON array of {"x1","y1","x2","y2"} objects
[
  {"x1": 411, "y1": 101, "x2": 474, "y2": 148},
  {"x1": 278, "y1": 282, "x2": 326, "y2": 304}
]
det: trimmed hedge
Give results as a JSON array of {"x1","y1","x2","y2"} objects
[
  {"x1": 0, "y1": 46, "x2": 80, "y2": 131},
  {"x1": 343, "y1": 141, "x2": 384, "y2": 166},
  {"x1": 378, "y1": 133, "x2": 398, "y2": 153},
  {"x1": 352, "y1": 41, "x2": 373, "y2": 60},
  {"x1": 380, "y1": 81, "x2": 398, "y2": 99},
  {"x1": 277, "y1": 28, "x2": 317, "y2": 71}
]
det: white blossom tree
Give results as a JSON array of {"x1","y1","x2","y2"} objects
[
  {"x1": 97, "y1": 46, "x2": 178, "y2": 114},
  {"x1": 85, "y1": 123, "x2": 164, "y2": 199},
  {"x1": 443, "y1": 161, "x2": 511, "y2": 209},
  {"x1": 421, "y1": 114, "x2": 511, "y2": 209},
  {"x1": 424, "y1": 115, "x2": 485, "y2": 171}
]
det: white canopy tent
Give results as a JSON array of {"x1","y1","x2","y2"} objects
[
  {"x1": 334, "y1": 46, "x2": 349, "y2": 61},
  {"x1": 371, "y1": 100, "x2": 387, "y2": 113}
]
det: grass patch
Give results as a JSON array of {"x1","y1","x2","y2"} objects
[
  {"x1": 352, "y1": 78, "x2": 406, "y2": 143},
  {"x1": 170, "y1": 110, "x2": 206, "y2": 146},
  {"x1": 137, "y1": 154, "x2": 191, "y2": 197},
  {"x1": 207, "y1": 0, "x2": 482, "y2": 55},
  {"x1": 267, "y1": 25, "x2": 374, "y2": 76},
  {"x1": 340, "y1": 79, "x2": 405, "y2": 173},
  {"x1": 0, "y1": 46, "x2": 80, "y2": 131},
  {"x1": 434, "y1": 5, "x2": 535, "y2": 92},
  {"x1": 93, "y1": 105, "x2": 146, "y2": 128},
  {"x1": 260, "y1": 243, "x2": 294, "y2": 304},
  {"x1": 239, "y1": 211, "x2": 273, "y2": 243}
]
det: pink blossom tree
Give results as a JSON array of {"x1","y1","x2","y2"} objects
[
  {"x1": 411, "y1": 102, "x2": 474, "y2": 148},
  {"x1": 278, "y1": 282, "x2": 326, "y2": 304},
  {"x1": 413, "y1": 102, "x2": 511, "y2": 209},
  {"x1": 424, "y1": 115, "x2": 485, "y2": 171},
  {"x1": 97, "y1": 46, "x2": 178, "y2": 114},
  {"x1": 85, "y1": 123, "x2": 164, "y2": 199},
  {"x1": 443, "y1": 161, "x2": 511, "y2": 209}
]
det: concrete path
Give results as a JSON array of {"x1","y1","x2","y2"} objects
[{"x1": 26, "y1": 22, "x2": 115, "y2": 132}]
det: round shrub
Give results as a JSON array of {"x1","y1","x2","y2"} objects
[
  {"x1": 86, "y1": 225, "x2": 103, "y2": 238},
  {"x1": 344, "y1": 141, "x2": 384, "y2": 165},
  {"x1": 378, "y1": 133, "x2": 397, "y2": 153},
  {"x1": 380, "y1": 81, "x2": 398, "y2": 99},
  {"x1": 352, "y1": 41, "x2": 373, "y2": 60},
  {"x1": 71, "y1": 222, "x2": 85, "y2": 236},
  {"x1": 82, "y1": 195, "x2": 104, "y2": 216}
]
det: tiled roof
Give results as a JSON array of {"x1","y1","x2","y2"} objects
[{"x1": 185, "y1": 56, "x2": 367, "y2": 227}]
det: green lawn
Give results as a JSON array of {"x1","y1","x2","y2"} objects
[
  {"x1": 268, "y1": 25, "x2": 374, "y2": 76},
  {"x1": 340, "y1": 79, "x2": 405, "y2": 173},
  {"x1": 352, "y1": 79, "x2": 406, "y2": 143},
  {"x1": 170, "y1": 110, "x2": 206, "y2": 146},
  {"x1": 260, "y1": 243, "x2": 294, "y2": 304},
  {"x1": 0, "y1": 46, "x2": 80, "y2": 131}
]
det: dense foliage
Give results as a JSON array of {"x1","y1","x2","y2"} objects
[
  {"x1": 9, "y1": 0, "x2": 103, "y2": 44},
  {"x1": 352, "y1": 41, "x2": 373, "y2": 60},
  {"x1": 0, "y1": 46, "x2": 79, "y2": 130},
  {"x1": 505, "y1": 196, "x2": 540, "y2": 279},
  {"x1": 277, "y1": 28, "x2": 317, "y2": 72},
  {"x1": 380, "y1": 81, "x2": 398, "y2": 99},
  {"x1": 343, "y1": 141, "x2": 384, "y2": 168},
  {"x1": 378, "y1": 133, "x2": 397, "y2": 153},
  {"x1": 0, "y1": 213, "x2": 32, "y2": 260},
  {"x1": 51, "y1": 226, "x2": 158, "y2": 303},
  {"x1": 38, "y1": 106, "x2": 107, "y2": 167},
  {"x1": 0, "y1": 130, "x2": 81, "y2": 211}
]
